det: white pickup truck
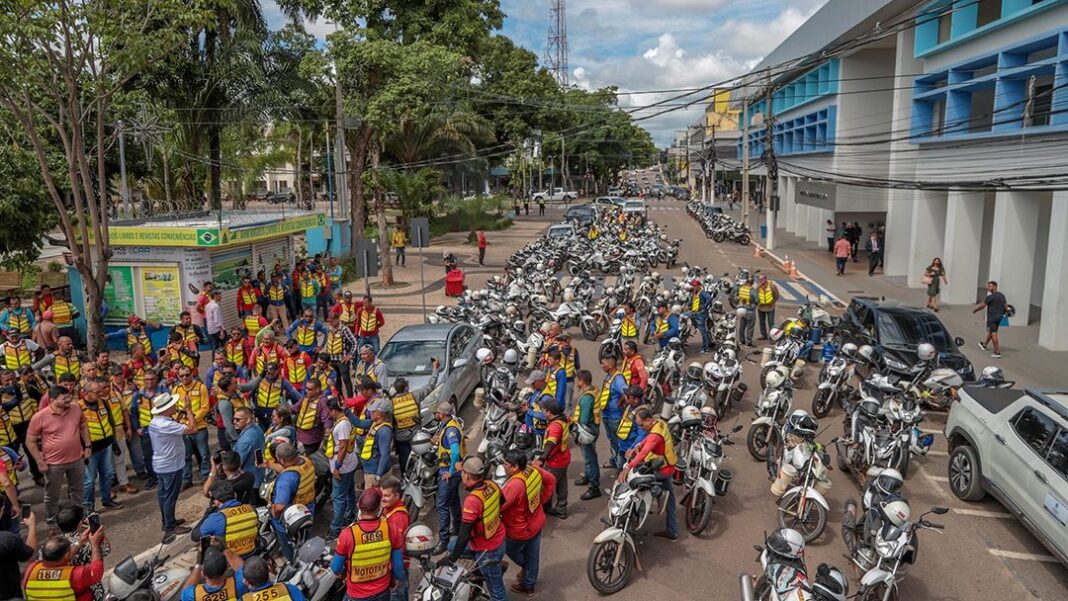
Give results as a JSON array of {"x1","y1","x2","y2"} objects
[
  {"x1": 531, "y1": 187, "x2": 577, "y2": 203},
  {"x1": 945, "y1": 386, "x2": 1068, "y2": 565}
]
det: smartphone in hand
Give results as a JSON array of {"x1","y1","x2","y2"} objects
[
  {"x1": 20, "y1": 504, "x2": 31, "y2": 520},
  {"x1": 254, "y1": 449, "x2": 264, "y2": 465},
  {"x1": 87, "y1": 513, "x2": 101, "y2": 533}
]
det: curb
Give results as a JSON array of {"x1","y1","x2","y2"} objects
[{"x1": 751, "y1": 242, "x2": 847, "y2": 308}]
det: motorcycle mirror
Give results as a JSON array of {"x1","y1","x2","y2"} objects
[
  {"x1": 930, "y1": 506, "x2": 950, "y2": 515},
  {"x1": 954, "y1": 337, "x2": 965, "y2": 347}
]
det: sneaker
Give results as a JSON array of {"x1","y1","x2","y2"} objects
[
  {"x1": 175, "y1": 518, "x2": 187, "y2": 526},
  {"x1": 991, "y1": 353, "x2": 1002, "y2": 359},
  {"x1": 654, "y1": 531, "x2": 678, "y2": 542},
  {"x1": 574, "y1": 475, "x2": 588, "y2": 487},
  {"x1": 546, "y1": 507, "x2": 568, "y2": 520},
  {"x1": 509, "y1": 583, "x2": 536, "y2": 597},
  {"x1": 581, "y1": 487, "x2": 602, "y2": 501},
  {"x1": 977, "y1": 342, "x2": 987, "y2": 351},
  {"x1": 101, "y1": 500, "x2": 124, "y2": 510}
]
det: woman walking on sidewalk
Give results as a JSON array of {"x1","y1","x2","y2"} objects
[{"x1": 924, "y1": 258, "x2": 948, "y2": 311}]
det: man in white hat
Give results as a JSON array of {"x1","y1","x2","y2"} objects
[{"x1": 147, "y1": 392, "x2": 197, "y2": 535}]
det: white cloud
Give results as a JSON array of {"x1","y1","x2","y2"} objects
[{"x1": 717, "y1": 7, "x2": 814, "y2": 57}]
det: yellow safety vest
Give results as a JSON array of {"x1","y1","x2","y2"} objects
[
  {"x1": 758, "y1": 285, "x2": 775, "y2": 306},
  {"x1": 0, "y1": 410, "x2": 13, "y2": 446},
  {"x1": 354, "y1": 360, "x2": 379, "y2": 383},
  {"x1": 23, "y1": 562, "x2": 76, "y2": 601},
  {"x1": 620, "y1": 315, "x2": 637, "y2": 338},
  {"x1": 166, "y1": 343, "x2": 196, "y2": 369},
  {"x1": 294, "y1": 324, "x2": 316, "y2": 347},
  {"x1": 325, "y1": 422, "x2": 356, "y2": 459},
  {"x1": 255, "y1": 379, "x2": 283, "y2": 410},
  {"x1": 193, "y1": 576, "x2": 237, "y2": 601},
  {"x1": 339, "y1": 303, "x2": 357, "y2": 326},
  {"x1": 545, "y1": 417, "x2": 570, "y2": 454},
  {"x1": 225, "y1": 341, "x2": 245, "y2": 367},
  {"x1": 244, "y1": 316, "x2": 264, "y2": 338},
  {"x1": 560, "y1": 348, "x2": 576, "y2": 378},
  {"x1": 616, "y1": 403, "x2": 648, "y2": 440},
  {"x1": 107, "y1": 392, "x2": 125, "y2": 430},
  {"x1": 173, "y1": 382, "x2": 208, "y2": 429},
  {"x1": 360, "y1": 422, "x2": 391, "y2": 461},
  {"x1": 8, "y1": 385, "x2": 37, "y2": 426},
  {"x1": 50, "y1": 303, "x2": 73, "y2": 326},
  {"x1": 286, "y1": 356, "x2": 307, "y2": 386},
  {"x1": 295, "y1": 397, "x2": 320, "y2": 431},
  {"x1": 175, "y1": 324, "x2": 199, "y2": 345},
  {"x1": 220, "y1": 504, "x2": 258, "y2": 557},
  {"x1": 300, "y1": 279, "x2": 316, "y2": 299},
  {"x1": 127, "y1": 331, "x2": 152, "y2": 355},
  {"x1": 0, "y1": 450, "x2": 17, "y2": 486},
  {"x1": 655, "y1": 316, "x2": 669, "y2": 334},
  {"x1": 240, "y1": 288, "x2": 258, "y2": 308},
  {"x1": 310, "y1": 367, "x2": 333, "y2": 392},
  {"x1": 4, "y1": 343, "x2": 31, "y2": 370},
  {"x1": 8, "y1": 311, "x2": 31, "y2": 335},
  {"x1": 281, "y1": 458, "x2": 316, "y2": 506},
  {"x1": 359, "y1": 309, "x2": 378, "y2": 334},
  {"x1": 436, "y1": 418, "x2": 466, "y2": 467},
  {"x1": 54, "y1": 354, "x2": 80, "y2": 381},
  {"x1": 737, "y1": 284, "x2": 753, "y2": 304},
  {"x1": 392, "y1": 392, "x2": 419, "y2": 431},
  {"x1": 324, "y1": 330, "x2": 344, "y2": 356},
  {"x1": 691, "y1": 293, "x2": 702, "y2": 311},
  {"x1": 646, "y1": 419, "x2": 678, "y2": 467},
  {"x1": 543, "y1": 366, "x2": 564, "y2": 397},
  {"x1": 136, "y1": 390, "x2": 155, "y2": 429},
  {"x1": 588, "y1": 227, "x2": 598, "y2": 240},
  {"x1": 621, "y1": 356, "x2": 635, "y2": 385},
  {"x1": 391, "y1": 230, "x2": 406, "y2": 248},
  {"x1": 81, "y1": 401, "x2": 114, "y2": 442},
  {"x1": 242, "y1": 584, "x2": 293, "y2": 601},
  {"x1": 470, "y1": 481, "x2": 502, "y2": 539},
  {"x1": 511, "y1": 466, "x2": 543, "y2": 514},
  {"x1": 268, "y1": 285, "x2": 287, "y2": 303},
  {"x1": 254, "y1": 347, "x2": 280, "y2": 376},
  {"x1": 346, "y1": 519, "x2": 392, "y2": 584}
]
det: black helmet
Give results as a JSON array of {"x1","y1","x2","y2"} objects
[
  {"x1": 812, "y1": 563, "x2": 848, "y2": 601},
  {"x1": 685, "y1": 361, "x2": 703, "y2": 382},
  {"x1": 858, "y1": 397, "x2": 881, "y2": 419},
  {"x1": 871, "y1": 468, "x2": 904, "y2": 497},
  {"x1": 514, "y1": 430, "x2": 535, "y2": 451},
  {"x1": 766, "y1": 527, "x2": 805, "y2": 560},
  {"x1": 785, "y1": 410, "x2": 818, "y2": 440}
]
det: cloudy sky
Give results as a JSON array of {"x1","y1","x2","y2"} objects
[{"x1": 263, "y1": 0, "x2": 829, "y2": 147}]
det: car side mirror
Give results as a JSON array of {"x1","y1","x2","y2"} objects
[
  {"x1": 954, "y1": 337, "x2": 965, "y2": 347},
  {"x1": 452, "y1": 358, "x2": 468, "y2": 369}
]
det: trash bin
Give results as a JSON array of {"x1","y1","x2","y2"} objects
[
  {"x1": 445, "y1": 269, "x2": 465, "y2": 297},
  {"x1": 760, "y1": 224, "x2": 768, "y2": 239}
]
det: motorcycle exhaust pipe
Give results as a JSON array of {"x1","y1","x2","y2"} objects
[{"x1": 740, "y1": 574, "x2": 756, "y2": 601}]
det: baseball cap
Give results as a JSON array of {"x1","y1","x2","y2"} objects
[
  {"x1": 462, "y1": 457, "x2": 486, "y2": 476},
  {"x1": 525, "y1": 370, "x2": 546, "y2": 385}
]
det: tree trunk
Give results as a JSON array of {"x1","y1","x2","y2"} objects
[
  {"x1": 209, "y1": 127, "x2": 222, "y2": 210},
  {"x1": 372, "y1": 142, "x2": 393, "y2": 287},
  {"x1": 162, "y1": 150, "x2": 172, "y2": 207},
  {"x1": 80, "y1": 263, "x2": 106, "y2": 356},
  {"x1": 348, "y1": 125, "x2": 372, "y2": 247}
]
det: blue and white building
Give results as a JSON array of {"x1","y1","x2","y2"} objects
[{"x1": 735, "y1": 0, "x2": 1068, "y2": 351}]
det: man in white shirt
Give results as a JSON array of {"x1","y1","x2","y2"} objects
[
  {"x1": 205, "y1": 291, "x2": 225, "y2": 350},
  {"x1": 326, "y1": 398, "x2": 358, "y2": 538},
  {"x1": 148, "y1": 392, "x2": 197, "y2": 535}
]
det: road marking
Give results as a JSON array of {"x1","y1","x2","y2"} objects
[
  {"x1": 928, "y1": 475, "x2": 950, "y2": 483},
  {"x1": 919, "y1": 428, "x2": 943, "y2": 435},
  {"x1": 952, "y1": 508, "x2": 1014, "y2": 519},
  {"x1": 925, "y1": 450, "x2": 948, "y2": 457},
  {"x1": 988, "y1": 549, "x2": 1061, "y2": 563}
]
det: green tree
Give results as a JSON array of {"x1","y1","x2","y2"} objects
[{"x1": 0, "y1": 135, "x2": 57, "y2": 269}]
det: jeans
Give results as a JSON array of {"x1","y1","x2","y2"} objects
[
  {"x1": 452, "y1": 542, "x2": 507, "y2": 601},
  {"x1": 739, "y1": 315, "x2": 755, "y2": 345},
  {"x1": 547, "y1": 465, "x2": 567, "y2": 511},
  {"x1": 273, "y1": 516, "x2": 295, "y2": 560},
  {"x1": 836, "y1": 257, "x2": 847, "y2": 274},
  {"x1": 799, "y1": 327, "x2": 821, "y2": 362},
  {"x1": 44, "y1": 460, "x2": 85, "y2": 521},
  {"x1": 656, "y1": 473, "x2": 678, "y2": 538},
  {"x1": 139, "y1": 433, "x2": 157, "y2": 484},
  {"x1": 602, "y1": 417, "x2": 622, "y2": 469},
  {"x1": 505, "y1": 532, "x2": 542, "y2": 589},
  {"x1": 395, "y1": 247, "x2": 405, "y2": 266},
  {"x1": 216, "y1": 427, "x2": 232, "y2": 452},
  {"x1": 395, "y1": 439, "x2": 412, "y2": 477},
  {"x1": 436, "y1": 473, "x2": 462, "y2": 541},
  {"x1": 183, "y1": 429, "x2": 211, "y2": 483},
  {"x1": 357, "y1": 335, "x2": 380, "y2": 355},
  {"x1": 329, "y1": 469, "x2": 356, "y2": 536},
  {"x1": 580, "y1": 442, "x2": 600, "y2": 488},
  {"x1": 316, "y1": 296, "x2": 331, "y2": 320},
  {"x1": 83, "y1": 447, "x2": 115, "y2": 508},
  {"x1": 127, "y1": 431, "x2": 148, "y2": 476},
  {"x1": 156, "y1": 469, "x2": 183, "y2": 531},
  {"x1": 758, "y1": 309, "x2": 776, "y2": 339},
  {"x1": 693, "y1": 314, "x2": 711, "y2": 351}
]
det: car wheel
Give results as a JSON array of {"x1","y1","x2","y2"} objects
[{"x1": 948, "y1": 444, "x2": 985, "y2": 501}]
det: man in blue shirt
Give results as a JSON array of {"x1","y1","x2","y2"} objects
[
  {"x1": 269, "y1": 442, "x2": 316, "y2": 560},
  {"x1": 180, "y1": 547, "x2": 246, "y2": 601},
  {"x1": 521, "y1": 370, "x2": 549, "y2": 440},
  {"x1": 232, "y1": 407, "x2": 265, "y2": 489},
  {"x1": 130, "y1": 370, "x2": 168, "y2": 490},
  {"x1": 617, "y1": 386, "x2": 649, "y2": 466},
  {"x1": 687, "y1": 279, "x2": 713, "y2": 353},
  {"x1": 195, "y1": 480, "x2": 258, "y2": 561},
  {"x1": 596, "y1": 356, "x2": 629, "y2": 470},
  {"x1": 432, "y1": 401, "x2": 464, "y2": 555},
  {"x1": 652, "y1": 303, "x2": 680, "y2": 349},
  {"x1": 360, "y1": 398, "x2": 394, "y2": 489},
  {"x1": 148, "y1": 392, "x2": 198, "y2": 535},
  {"x1": 286, "y1": 310, "x2": 328, "y2": 355},
  {"x1": 541, "y1": 350, "x2": 568, "y2": 408},
  {"x1": 242, "y1": 556, "x2": 305, "y2": 601}
]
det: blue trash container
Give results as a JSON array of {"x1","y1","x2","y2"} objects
[{"x1": 760, "y1": 224, "x2": 768, "y2": 239}]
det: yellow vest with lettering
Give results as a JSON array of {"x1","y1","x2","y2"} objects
[
  {"x1": 194, "y1": 576, "x2": 237, "y2": 601},
  {"x1": 50, "y1": 303, "x2": 73, "y2": 326},
  {"x1": 225, "y1": 341, "x2": 246, "y2": 367},
  {"x1": 81, "y1": 401, "x2": 114, "y2": 442},
  {"x1": 286, "y1": 356, "x2": 307, "y2": 386},
  {"x1": 294, "y1": 324, "x2": 316, "y2": 347},
  {"x1": 325, "y1": 330, "x2": 344, "y2": 356},
  {"x1": 23, "y1": 562, "x2": 76, "y2": 601},
  {"x1": 470, "y1": 481, "x2": 502, "y2": 539},
  {"x1": 296, "y1": 397, "x2": 320, "y2": 431},
  {"x1": 268, "y1": 285, "x2": 287, "y2": 303},
  {"x1": 510, "y1": 466, "x2": 543, "y2": 514},
  {"x1": 346, "y1": 519, "x2": 392, "y2": 584},
  {"x1": 8, "y1": 311, "x2": 31, "y2": 335},
  {"x1": 244, "y1": 316, "x2": 264, "y2": 338},
  {"x1": 255, "y1": 379, "x2": 282, "y2": 410},
  {"x1": 240, "y1": 288, "x2": 258, "y2": 308},
  {"x1": 220, "y1": 504, "x2": 258, "y2": 557},
  {"x1": 241, "y1": 584, "x2": 293, "y2": 601},
  {"x1": 127, "y1": 331, "x2": 152, "y2": 355},
  {"x1": 54, "y1": 354, "x2": 80, "y2": 381},
  {"x1": 359, "y1": 309, "x2": 378, "y2": 333},
  {"x1": 300, "y1": 279, "x2": 316, "y2": 299}
]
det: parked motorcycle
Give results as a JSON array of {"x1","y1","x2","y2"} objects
[{"x1": 106, "y1": 532, "x2": 184, "y2": 601}]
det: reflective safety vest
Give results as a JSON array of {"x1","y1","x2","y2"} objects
[
  {"x1": 23, "y1": 562, "x2": 75, "y2": 601},
  {"x1": 645, "y1": 419, "x2": 678, "y2": 467},
  {"x1": 324, "y1": 330, "x2": 344, "y2": 356},
  {"x1": 325, "y1": 422, "x2": 355, "y2": 459},
  {"x1": 193, "y1": 576, "x2": 237, "y2": 601},
  {"x1": 127, "y1": 330, "x2": 152, "y2": 355},
  {"x1": 255, "y1": 379, "x2": 283, "y2": 410},
  {"x1": 757, "y1": 285, "x2": 775, "y2": 306},
  {"x1": 167, "y1": 343, "x2": 196, "y2": 369},
  {"x1": 81, "y1": 401, "x2": 114, "y2": 442},
  {"x1": 654, "y1": 316, "x2": 669, "y2": 334},
  {"x1": 470, "y1": 481, "x2": 502, "y2": 540},
  {"x1": 8, "y1": 386, "x2": 38, "y2": 425},
  {"x1": 1, "y1": 450, "x2": 17, "y2": 486},
  {"x1": 391, "y1": 392, "x2": 419, "y2": 431},
  {"x1": 436, "y1": 418, "x2": 466, "y2": 468},
  {"x1": 295, "y1": 397, "x2": 321, "y2": 431},
  {"x1": 0, "y1": 410, "x2": 13, "y2": 446},
  {"x1": 510, "y1": 466, "x2": 544, "y2": 514},
  {"x1": 737, "y1": 284, "x2": 753, "y2": 304},
  {"x1": 358, "y1": 310, "x2": 378, "y2": 334},
  {"x1": 293, "y1": 324, "x2": 316, "y2": 347},
  {"x1": 254, "y1": 346, "x2": 280, "y2": 376},
  {"x1": 285, "y1": 356, "x2": 307, "y2": 385},
  {"x1": 328, "y1": 270, "x2": 341, "y2": 287},
  {"x1": 4, "y1": 343, "x2": 31, "y2": 370},
  {"x1": 225, "y1": 341, "x2": 246, "y2": 367},
  {"x1": 354, "y1": 360, "x2": 379, "y2": 383},
  {"x1": 267, "y1": 284, "x2": 287, "y2": 303},
  {"x1": 620, "y1": 315, "x2": 637, "y2": 338},
  {"x1": 299, "y1": 279, "x2": 317, "y2": 299},
  {"x1": 360, "y1": 422, "x2": 391, "y2": 461},
  {"x1": 338, "y1": 302, "x2": 357, "y2": 326},
  {"x1": 220, "y1": 503, "x2": 258, "y2": 557},
  {"x1": 346, "y1": 518, "x2": 392, "y2": 584},
  {"x1": 616, "y1": 403, "x2": 648, "y2": 440},
  {"x1": 240, "y1": 288, "x2": 258, "y2": 308},
  {"x1": 310, "y1": 366, "x2": 334, "y2": 392},
  {"x1": 588, "y1": 227, "x2": 598, "y2": 240},
  {"x1": 691, "y1": 293, "x2": 702, "y2": 312},
  {"x1": 54, "y1": 354, "x2": 80, "y2": 381},
  {"x1": 136, "y1": 390, "x2": 155, "y2": 429},
  {"x1": 560, "y1": 348, "x2": 577, "y2": 378},
  {"x1": 391, "y1": 230, "x2": 406, "y2": 248},
  {"x1": 545, "y1": 417, "x2": 570, "y2": 456},
  {"x1": 175, "y1": 324, "x2": 199, "y2": 346},
  {"x1": 173, "y1": 382, "x2": 208, "y2": 429},
  {"x1": 281, "y1": 458, "x2": 316, "y2": 506},
  {"x1": 244, "y1": 316, "x2": 264, "y2": 338},
  {"x1": 126, "y1": 362, "x2": 147, "y2": 390},
  {"x1": 50, "y1": 302, "x2": 73, "y2": 325},
  {"x1": 542, "y1": 366, "x2": 563, "y2": 398},
  {"x1": 8, "y1": 310, "x2": 31, "y2": 335},
  {"x1": 214, "y1": 392, "x2": 248, "y2": 429},
  {"x1": 241, "y1": 584, "x2": 293, "y2": 601},
  {"x1": 107, "y1": 391, "x2": 126, "y2": 429},
  {"x1": 621, "y1": 356, "x2": 635, "y2": 385}
]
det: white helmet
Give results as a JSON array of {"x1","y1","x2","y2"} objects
[
  {"x1": 404, "y1": 523, "x2": 436, "y2": 557},
  {"x1": 916, "y1": 342, "x2": 936, "y2": 362},
  {"x1": 812, "y1": 563, "x2": 849, "y2": 601},
  {"x1": 766, "y1": 527, "x2": 806, "y2": 559},
  {"x1": 840, "y1": 342, "x2": 858, "y2": 357},
  {"x1": 681, "y1": 266, "x2": 690, "y2": 274},
  {"x1": 670, "y1": 304, "x2": 682, "y2": 315},
  {"x1": 686, "y1": 361, "x2": 704, "y2": 381},
  {"x1": 475, "y1": 348, "x2": 494, "y2": 364},
  {"x1": 880, "y1": 497, "x2": 912, "y2": 528},
  {"x1": 282, "y1": 504, "x2": 313, "y2": 538},
  {"x1": 858, "y1": 344, "x2": 876, "y2": 363},
  {"x1": 410, "y1": 430, "x2": 433, "y2": 455},
  {"x1": 735, "y1": 307, "x2": 748, "y2": 318},
  {"x1": 503, "y1": 349, "x2": 519, "y2": 366},
  {"x1": 979, "y1": 365, "x2": 1005, "y2": 385},
  {"x1": 651, "y1": 271, "x2": 661, "y2": 279},
  {"x1": 764, "y1": 368, "x2": 785, "y2": 390},
  {"x1": 679, "y1": 405, "x2": 702, "y2": 428},
  {"x1": 605, "y1": 287, "x2": 615, "y2": 295},
  {"x1": 769, "y1": 327, "x2": 784, "y2": 341}
]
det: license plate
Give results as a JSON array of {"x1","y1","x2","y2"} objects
[{"x1": 1044, "y1": 493, "x2": 1068, "y2": 527}]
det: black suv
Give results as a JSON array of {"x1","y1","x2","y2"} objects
[
  {"x1": 838, "y1": 298, "x2": 975, "y2": 382},
  {"x1": 564, "y1": 204, "x2": 595, "y2": 227}
]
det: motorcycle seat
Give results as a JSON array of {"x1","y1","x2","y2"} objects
[{"x1": 628, "y1": 474, "x2": 657, "y2": 489}]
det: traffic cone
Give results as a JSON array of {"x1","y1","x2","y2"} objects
[
  {"x1": 753, "y1": 245, "x2": 762, "y2": 258},
  {"x1": 786, "y1": 256, "x2": 800, "y2": 279}
]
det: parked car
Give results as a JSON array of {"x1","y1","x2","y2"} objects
[
  {"x1": 564, "y1": 204, "x2": 596, "y2": 227},
  {"x1": 531, "y1": 187, "x2": 577, "y2": 204},
  {"x1": 378, "y1": 323, "x2": 484, "y2": 423},
  {"x1": 255, "y1": 190, "x2": 273, "y2": 202},
  {"x1": 607, "y1": 187, "x2": 623, "y2": 196},
  {"x1": 945, "y1": 386, "x2": 1068, "y2": 566},
  {"x1": 837, "y1": 298, "x2": 975, "y2": 382},
  {"x1": 545, "y1": 223, "x2": 577, "y2": 239},
  {"x1": 622, "y1": 199, "x2": 647, "y2": 221},
  {"x1": 271, "y1": 187, "x2": 296, "y2": 204},
  {"x1": 670, "y1": 186, "x2": 691, "y2": 200}
]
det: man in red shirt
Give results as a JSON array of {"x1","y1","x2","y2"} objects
[
  {"x1": 617, "y1": 406, "x2": 678, "y2": 541},
  {"x1": 23, "y1": 527, "x2": 107, "y2": 601},
  {"x1": 621, "y1": 341, "x2": 648, "y2": 391},
  {"x1": 500, "y1": 449, "x2": 555, "y2": 595},
  {"x1": 354, "y1": 295, "x2": 385, "y2": 354},
  {"x1": 379, "y1": 476, "x2": 409, "y2": 601},
  {"x1": 440, "y1": 457, "x2": 507, "y2": 601},
  {"x1": 236, "y1": 276, "x2": 261, "y2": 317},
  {"x1": 26, "y1": 386, "x2": 91, "y2": 522},
  {"x1": 534, "y1": 399, "x2": 570, "y2": 519},
  {"x1": 476, "y1": 230, "x2": 487, "y2": 266},
  {"x1": 332, "y1": 488, "x2": 403, "y2": 601}
]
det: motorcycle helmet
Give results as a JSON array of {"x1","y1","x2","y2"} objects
[
  {"x1": 871, "y1": 467, "x2": 904, "y2": 497},
  {"x1": 404, "y1": 523, "x2": 436, "y2": 557},
  {"x1": 735, "y1": 307, "x2": 748, "y2": 318},
  {"x1": 670, "y1": 304, "x2": 683, "y2": 315},
  {"x1": 435, "y1": 305, "x2": 449, "y2": 316},
  {"x1": 711, "y1": 300, "x2": 724, "y2": 314},
  {"x1": 840, "y1": 342, "x2": 858, "y2": 358},
  {"x1": 514, "y1": 429, "x2": 535, "y2": 451},
  {"x1": 512, "y1": 320, "x2": 527, "y2": 335},
  {"x1": 916, "y1": 342, "x2": 936, "y2": 362},
  {"x1": 785, "y1": 410, "x2": 818, "y2": 440},
  {"x1": 766, "y1": 527, "x2": 806, "y2": 560},
  {"x1": 411, "y1": 430, "x2": 433, "y2": 455},
  {"x1": 979, "y1": 365, "x2": 1005, "y2": 386},
  {"x1": 812, "y1": 564, "x2": 849, "y2": 601},
  {"x1": 667, "y1": 337, "x2": 683, "y2": 351},
  {"x1": 605, "y1": 287, "x2": 615, "y2": 296},
  {"x1": 858, "y1": 396, "x2": 881, "y2": 419},
  {"x1": 703, "y1": 361, "x2": 720, "y2": 381},
  {"x1": 505, "y1": 305, "x2": 518, "y2": 317},
  {"x1": 769, "y1": 327, "x2": 784, "y2": 342},
  {"x1": 679, "y1": 405, "x2": 702, "y2": 428},
  {"x1": 471, "y1": 290, "x2": 482, "y2": 301},
  {"x1": 282, "y1": 504, "x2": 313, "y2": 539},
  {"x1": 879, "y1": 494, "x2": 912, "y2": 528},
  {"x1": 686, "y1": 361, "x2": 704, "y2": 382},
  {"x1": 563, "y1": 289, "x2": 576, "y2": 302},
  {"x1": 503, "y1": 349, "x2": 519, "y2": 367},
  {"x1": 788, "y1": 326, "x2": 806, "y2": 340},
  {"x1": 475, "y1": 348, "x2": 494, "y2": 364},
  {"x1": 858, "y1": 344, "x2": 876, "y2": 363},
  {"x1": 651, "y1": 271, "x2": 661, "y2": 280},
  {"x1": 764, "y1": 368, "x2": 785, "y2": 390},
  {"x1": 700, "y1": 405, "x2": 717, "y2": 421}
]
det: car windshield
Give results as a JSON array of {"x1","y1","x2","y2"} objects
[
  {"x1": 876, "y1": 311, "x2": 956, "y2": 351},
  {"x1": 379, "y1": 339, "x2": 446, "y2": 376},
  {"x1": 567, "y1": 207, "x2": 592, "y2": 216}
]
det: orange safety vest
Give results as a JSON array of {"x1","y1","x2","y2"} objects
[
  {"x1": 23, "y1": 562, "x2": 75, "y2": 601},
  {"x1": 469, "y1": 481, "x2": 502, "y2": 540}
]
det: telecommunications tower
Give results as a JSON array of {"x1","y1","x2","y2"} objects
[{"x1": 545, "y1": 0, "x2": 569, "y2": 86}]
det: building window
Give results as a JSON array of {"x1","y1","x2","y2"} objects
[
  {"x1": 968, "y1": 89, "x2": 996, "y2": 133},
  {"x1": 937, "y1": 12, "x2": 952, "y2": 43},
  {"x1": 976, "y1": 0, "x2": 1003, "y2": 28},
  {"x1": 1025, "y1": 75, "x2": 1054, "y2": 127},
  {"x1": 931, "y1": 99, "x2": 946, "y2": 136}
]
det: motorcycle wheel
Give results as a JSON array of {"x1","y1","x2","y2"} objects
[
  {"x1": 738, "y1": 234, "x2": 751, "y2": 246},
  {"x1": 712, "y1": 231, "x2": 726, "y2": 243},
  {"x1": 580, "y1": 319, "x2": 599, "y2": 341},
  {"x1": 685, "y1": 489, "x2": 715, "y2": 536},
  {"x1": 861, "y1": 583, "x2": 897, "y2": 601},
  {"x1": 593, "y1": 313, "x2": 609, "y2": 335},
  {"x1": 586, "y1": 539, "x2": 634, "y2": 595},
  {"x1": 746, "y1": 422, "x2": 775, "y2": 462},
  {"x1": 811, "y1": 388, "x2": 835, "y2": 418},
  {"x1": 777, "y1": 489, "x2": 828, "y2": 543}
]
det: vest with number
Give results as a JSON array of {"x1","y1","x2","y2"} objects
[
  {"x1": 616, "y1": 403, "x2": 648, "y2": 440},
  {"x1": 127, "y1": 330, "x2": 152, "y2": 354},
  {"x1": 254, "y1": 346, "x2": 280, "y2": 376},
  {"x1": 241, "y1": 584, "x2": 293, "y2": 601},
  {"x1": 338, "y1": 302, "x2": 357, "y2": 326},
  {"x1": 346, "y1": 518, "x2": 392, "y2": 584},
  {"x1": 737, "y1": 284, "x2": 753, "y2": 304},
  {"x1": 300, "y1": 279, "x2": 316, "y2": 299},
  {"x1": 358, "y1": 309, "x2": 378, "y2": 334},
  {"x1": 225, "y1": 341, "x2": 245, "y2": 367},
  {"x1": 240, "y1": 288, "x2": 258, "y2": 308},
  {"x1": 511, "y1": 466, "x2": 543, "y2": 514},
  {"x1": 220, "y1": 503, "x2": 258, "y2": 557},
  {"x1": 50, "y1": 302, "x2": 72, "y2": 325},
  {"x1": 244, "y1": 316, "x2": 264, "y2": 338},
  {"x1": 1, "y1": 450, "x2": 17, "y2": 486},
  {"x1": 23, "y1": 562, "x2": 75, "y2": 601},
  {"x1": 542, "y1": 366, "x2": 563, "y2": 398},
  {"x1": 54, "y1": 354, "x2": 80, "y2": 381},
  {"x1": 8, "y1": 310, "x2": 31, "y2": 335},
  {"x1": 645, "y1": 419, "x2": 678, "y2": 467},
  {"x1": 470, "y1": 481, "x2": 502, "y2": 540},
  {"x1": 620, "y1": 315, "x2": 637, "y2": 337},
  {"x1": 4, "y1": 343, "x2": 31, "y2": 370},
  {"x1": 295, "y1": 397, "x2": 320, "y2": 431},
  {"x1": 360, "y1": 421, "x2": 391, "y2": 461},
  {"x1": 268, "y1": 284, "x2": 287, "y2": 303},
  {"x1": 758, "y1": 285, "x2": 775, "y2": 306},
  {"x1": 194, "y1": 576, "x2": 237, "y2": 601},
  {"x1": 324, "y1": 330, "x2": 344, "y2": 356},
  {"x1": 255, "y1": 379, "x2": 283, "y2": 410},
  {"x1": 281, "y1": 458, "x2": 316, "y2": 506},
  {"x1": 391, "y1": 392, "x2": 419, "y2": 431},
  {"x1": 655, "y1": 316, "x2": 669, "y2": 334},
  {"x1": 293, "y1": 324, "x2": 316, "y2": 347},
  {"x1": 81, "y1": 401, "x2": 114, "y2": 442},
  {"x1": 285, "y1": 356, "x2": 307, "y2": 386},
  {"x1": 436, "y1": 418, "x2": 466, "y2": 468}
]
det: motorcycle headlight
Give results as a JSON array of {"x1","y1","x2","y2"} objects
[{"x1": 827, "y1": 365, "x2": 843, "y2": 377}]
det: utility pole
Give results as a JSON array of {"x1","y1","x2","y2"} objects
[
  {"x1": 117, "y1": 121, "x2": 130, "y2": 217},
  {"x1": 764, "y1": 86, "x2": 778, "y2": 251},
  {"x1": 334, "y1": 74, "x2": 348, "y2": 221},
  {"x1": 707, "y1": 125, "x2": 716, "y2": 205},
  {"x1": 741, "y1": 98, "x2": 749, "y2": 223},
  {"x1": 325, "y1": 122, "x2": 335, "y2": 221},
  {"x1": 561, "y1": 134, "x2": 567, "y2": 192}
]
